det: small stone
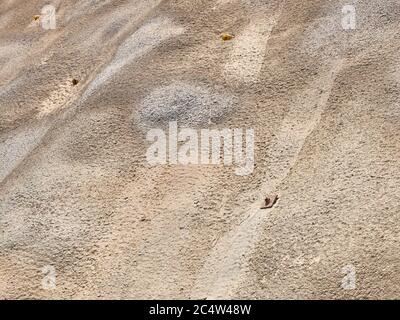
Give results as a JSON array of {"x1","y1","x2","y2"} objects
[
  {"x1": 261, "y1": 194, "x2": 279, "y2": 209},
  {"x1": 221, "y1": 33, "x2": 234, "y2": 41}
]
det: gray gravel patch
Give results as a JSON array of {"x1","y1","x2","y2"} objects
[{"x1": 135, "y1": 82, "x2": 236, "y2": 130}]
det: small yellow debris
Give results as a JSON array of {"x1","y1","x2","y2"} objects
[
  {"x1": 221, "y1": 33, "x2": 234, "y2": 41},
  {"x1": 33, "y1": 15, "x2": 40, "y2": 21}
]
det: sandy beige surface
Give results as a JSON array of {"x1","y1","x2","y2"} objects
[{"x1": 0, "y1": 0, "x2": 399, "y2": 299}]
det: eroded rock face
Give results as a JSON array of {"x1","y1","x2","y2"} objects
[{"x1": 0, "y1": 0, "x2": 399, "y2": 300}]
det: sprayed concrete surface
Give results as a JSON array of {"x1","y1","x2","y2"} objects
[{"x1": 0, "y1": 0, "x2": 399, "y2": 299}]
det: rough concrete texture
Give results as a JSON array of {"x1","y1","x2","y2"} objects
[{"x1": 0, "y1": 0, "x2": 399, "y2": 299}]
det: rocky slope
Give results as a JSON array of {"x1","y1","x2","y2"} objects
[{"x1": 0, "y1": 0, "x2": 399, "y2": 299}]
